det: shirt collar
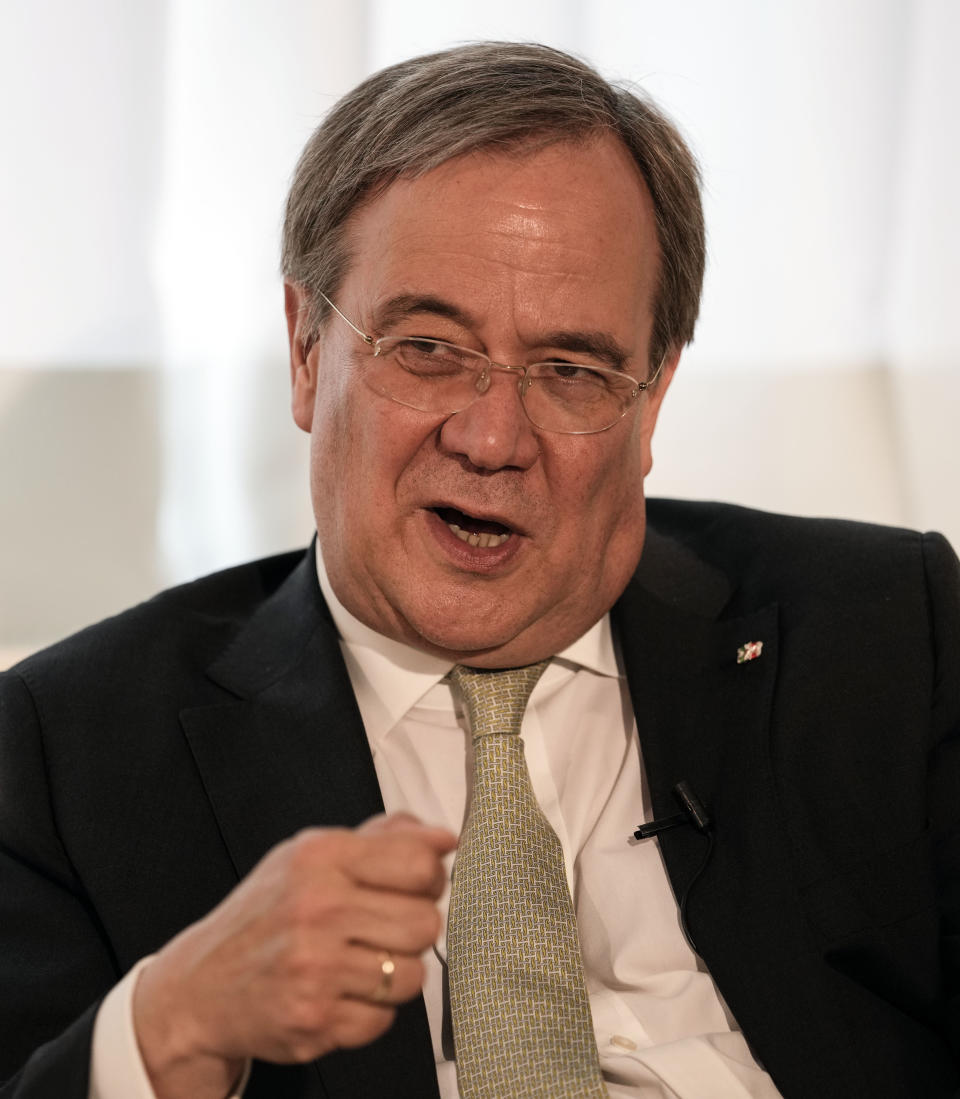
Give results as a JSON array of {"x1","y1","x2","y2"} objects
[{"x1": 315, "y1": 541, "x2": 620, "y2": 745}]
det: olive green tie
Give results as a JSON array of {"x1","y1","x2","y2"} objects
[{"x1": 447, "y1": 662, "x2": 607, "y2": 1098}]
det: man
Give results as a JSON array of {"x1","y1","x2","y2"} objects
[{"x1": 1, "y1": 41, "x2": 958, "y2": 1099}]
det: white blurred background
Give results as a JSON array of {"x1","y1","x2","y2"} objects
[{"x1": 1, "y1": 0, "x2": 958, "y2": 666}]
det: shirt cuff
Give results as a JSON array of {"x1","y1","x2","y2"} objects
[{"x1": 89, "y1": 956, "x2": 251, "y2": 1099}]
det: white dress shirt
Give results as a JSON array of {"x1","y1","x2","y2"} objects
[{"x1": 89, "y1": 547, "x2": 782, "y2": 1099}]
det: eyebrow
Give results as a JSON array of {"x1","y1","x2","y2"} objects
[
  {"x1": 536, "y1": 330, "x2": 630, "y2": 372},
  {"x1": 371, "y1": 293, "x2": 632, "y2": 371},
  {"x1": 373, "y1": 294, "x2": 474, "y2": 332}
]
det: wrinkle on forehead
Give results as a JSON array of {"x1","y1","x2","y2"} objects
[
  {"x1": 438, "y1": 178, "x2": 638, "y2": 258},
  {"x1": 343, "y1": 135, "x2": 660, "y2": 343},
  {"x1": 493, "y1": 207, "x2": 555, "y2": 243}
]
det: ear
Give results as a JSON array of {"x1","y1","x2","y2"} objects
[
  {"x1": 638, "y1": 346, "x2": 681, "y2": 477},
  {"x1": 285, "y1": 281, "x2": 317, "y2": 433}
]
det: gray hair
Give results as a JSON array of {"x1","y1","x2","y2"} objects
[{"x1": 282, "y1": 41, "x2": 705, "y2": 371}]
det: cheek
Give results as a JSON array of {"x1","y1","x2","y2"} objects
[
  {"x1": 558, "y1": 430, "x2": 648, "y2": 516},
  {"x1": 308, "y1": 371, "x2": 361, "y2": 525},
  {"x1": 311, "y1": 382, "x2": 428, "y2": 515}
]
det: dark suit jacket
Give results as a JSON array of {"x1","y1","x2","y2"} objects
[{"x1": 2, "y1": 500, "x2": 959, "y2": 1098}]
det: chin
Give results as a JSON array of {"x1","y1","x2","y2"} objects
[
  {"x1": 412, "y1": 619, "x2": 518, "y2": 659},
  {"x1": 398, "y1": 599, "x2": 528, "y2": 658},
  {"x1": 403, "y1": 598, "x2": 580, "y2": 667}
]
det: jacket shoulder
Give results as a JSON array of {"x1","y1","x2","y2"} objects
[
  {"x1": 6, "y1": 548, "x2": 309, "y2": 696},
  {"x1": 645, "y1": 497, "x2": 953, "y2": 607},
  {"x1": 647, "y1": 497, "x2": 929, "y2": 557}
]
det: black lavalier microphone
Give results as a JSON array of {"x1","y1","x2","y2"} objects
[
  {"x1": 633, "y1": 780, "x2": 712, "y2": 840},
  {"x1": 633, "y1": 781, "x2": 714, "y2": 953}
]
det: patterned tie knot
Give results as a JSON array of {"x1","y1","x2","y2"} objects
[{"x1": 450, "y1": 660, "x2": 550, "y2": 740}]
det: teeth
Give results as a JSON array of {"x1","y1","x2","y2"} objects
[{"x1": 447, "y1": 521, "x2": 511, "y2": 548}]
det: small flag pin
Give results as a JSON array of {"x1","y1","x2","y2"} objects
[{"x1": 737, "y1": 640, "x2": 764, "y2": 664}]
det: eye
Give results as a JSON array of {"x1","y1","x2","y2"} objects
[
  {"x1": 390, "y1": 338, "x2": 472, "y2": 377},
  {"x1": 538, "y1": 361, "x2": 610, "y2": 386},
  {"x1": 408, "y1": 338, "x2": 445, "y2": 355}
]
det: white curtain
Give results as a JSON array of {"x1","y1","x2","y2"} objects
[{"x1": 1, "y1": 0, "x2": 957, "y2": 655}]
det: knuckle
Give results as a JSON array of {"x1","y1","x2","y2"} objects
[
  {"x1": 403, "y1": 918, "x2": 432, "y2": 953},
  {"x1": 402, "y1": 900, "x2": 443, "y2": 948},
  {"x1": 290, "y1": 938, "x2": 349, "y2": 993},
  {"x1": 376, "y1": 899, "x2": 442, "y2": 953},
  {"x1": 401, "y1": 844, "x2": 442, "y2": 889},
  {"x1": 282, "y1": 986, "x2": 336, "y2": 1036},
  {"x1": 272, "y1": 876, "x2": 355, "y2": 935},
  {"x1": 425, "y1": 902, "x2": 443, "y2": 941},
  {"x1": 288, "y1": 826, "x2": 346, "y2": 867},
  {"x1": 275, "y1": 887, "x2": 322, "y2": 930},
  {"x1": 280, "y1": 927, "x2": 319, "y2": 975}
]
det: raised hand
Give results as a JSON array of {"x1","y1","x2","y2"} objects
[{"x1": 132, "y1": 813, "x2": 457, "y2": 1099}]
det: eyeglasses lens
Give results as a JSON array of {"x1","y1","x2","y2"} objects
[{"x1": 369, "y1": 338, "x2": 636, "y2": 434}]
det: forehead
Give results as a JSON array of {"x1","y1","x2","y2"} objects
[{"x1": 340, "y1": 135, "x2": 661, "y2": 344}]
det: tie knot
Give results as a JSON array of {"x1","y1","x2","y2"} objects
[{"x1": 450, "y1": 660, "x2": 550, "y2": 740}]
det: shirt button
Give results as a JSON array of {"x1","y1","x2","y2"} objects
[{"x1": 610, "y1": 1035, "x2": 638, "y2": 1051}]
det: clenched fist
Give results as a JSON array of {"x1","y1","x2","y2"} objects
[{"x1": 133, "y1": 813, "x2": 457, "y2": 1099}]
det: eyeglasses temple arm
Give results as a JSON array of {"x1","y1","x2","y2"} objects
[
  {"x1": 638, "y1": 352, "x2": 667, "y2": 391},
  {"x1": 318, "y1": 291, "x2": 375, "y2": 345}
]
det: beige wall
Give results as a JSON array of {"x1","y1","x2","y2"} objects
[{"x1": 0, "y1": 368, "x2": 161, "y2": 664}]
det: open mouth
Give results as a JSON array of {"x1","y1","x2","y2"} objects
[{"x1": 432, "y1": 507, "x2": 513, "y2": 548}]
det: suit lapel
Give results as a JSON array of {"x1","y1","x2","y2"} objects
[
  {"x1": 616, "y1": 527, "x2": 778, "y2": 911},
  {"x1": 179, "y1": 549, "x2": 439, "y2": 1099},
  {"x1": 180, "y1": 551, "x2": 383, "y2": 877},
  {"x1": 616, "y1": 527, "x2": 861, "y2": 1096}
]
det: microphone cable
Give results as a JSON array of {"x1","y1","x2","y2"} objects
[{"x1": 633, "y1": 780, "x2": 715, "y2": 954}]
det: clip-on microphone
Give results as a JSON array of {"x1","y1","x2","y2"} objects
[
  {"x1": 633, "y1": 780, "x2": 712, "y2": 840},
  {"x1": 633, "y1": 780, "x2": 714, "y2": 953}
]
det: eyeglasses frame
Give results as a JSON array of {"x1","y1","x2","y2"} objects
[{"x1": 316, "y1": 291, "x2": 665, "y2": 436}]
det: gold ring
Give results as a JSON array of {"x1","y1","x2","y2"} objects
[{"x1": 372, "y1": 951, "x2": 396, "y2": 1002}]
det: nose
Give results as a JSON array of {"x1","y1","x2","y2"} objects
[{"x1": 439, "y1": 370, "x2": 540, "y2": 471}]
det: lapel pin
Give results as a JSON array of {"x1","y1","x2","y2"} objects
[{"x1": 737, "y1": 640, "x2": 763, "y2": 664}]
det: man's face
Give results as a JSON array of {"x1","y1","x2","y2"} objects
[{"x1": 288, "y1": 134, "x2": 677, "y2": 667}]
